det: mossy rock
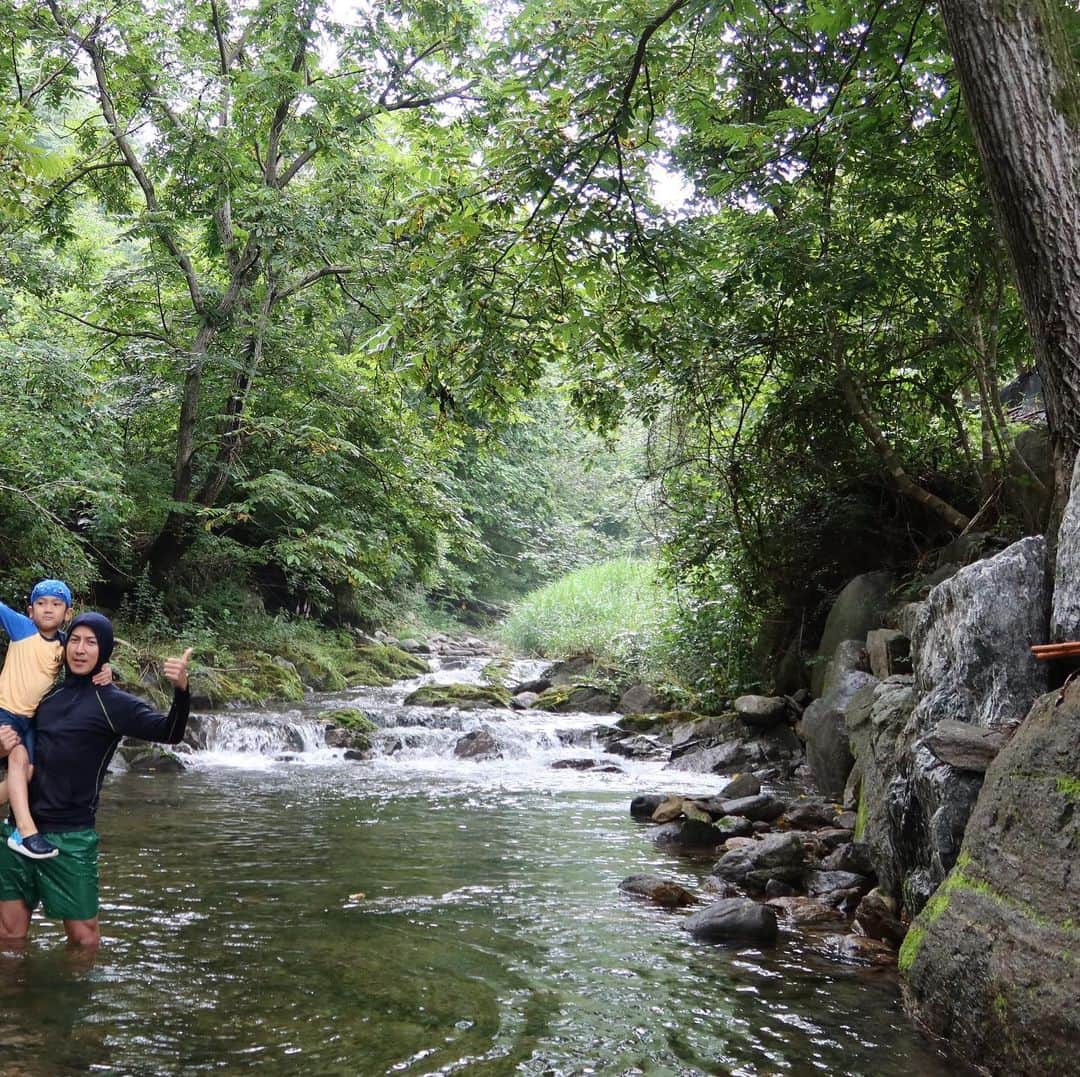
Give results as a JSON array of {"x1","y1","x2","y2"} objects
[
  {"x1": 404, "y1": 683, "x2": 512, "y2": 709},
  {"x1": 319, "y1": 707, "x2": 377, "y2": 732},
  {"x1": 532, "y1": 683, "x2": 618, "y2": 714},
  {"x1": 322, "y1": 709, "x2": 378, "y2": 752},
  {"x1": 616, "y1": 711, "x2": 702, "y2": 733},
  {"x1": 481, "y1": 657, "x2": 512, "y2": 687},
  {"x1": 288, "y1": 654, "x2": 348, "y2": 693},
  {"x1": 192, "y1": 652, "x2": 306, "y2": 705},
  {"x1": 117, "y1": 743, "x2": 187, "y2": 773},
  {"x1": 343, "y1": 644, "x2": 430, "y2": 687}
]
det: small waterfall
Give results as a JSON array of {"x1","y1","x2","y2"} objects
[
  {"x1": 176, "y1": 653, "x2": 681, "y2": 788},
  {"x1": 188, "y1": 712, "x2": 328, "y2": 756}
]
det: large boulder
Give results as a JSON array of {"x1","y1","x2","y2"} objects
[
  {"x1": 812, "y1": 571, "x2": 894, "y2": 695},
  {"x1": 910, "y1": 535, "x2": 1048, "y2": 734},
  {"x1": 900, "y1": 682, "x2": 1080, "y2": 1076},
  {"x1": 800, "y1": 669, "x2": 878, "y2": 798},
  {"x1": 666, "y1": 712, "x2": 803, "y2": 776},
  {"x1": 849, "y1": 539, "x2": 1051, "y2": 915}
]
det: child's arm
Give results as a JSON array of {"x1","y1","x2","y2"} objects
[
  {"x1": 92, "y1": 663, "x2": 114, "y2": 687},
  {"x1": 0, "y1": 600, "x2": 35, "y2": 644}
]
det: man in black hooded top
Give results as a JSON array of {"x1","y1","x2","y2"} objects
[{"x1": 0, "y1": 612, "x2": 191, "y2": 948}]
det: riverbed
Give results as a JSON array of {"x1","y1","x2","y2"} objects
[{"x1": 0, "y1": 658, "x2": 968, "y2": 1075}]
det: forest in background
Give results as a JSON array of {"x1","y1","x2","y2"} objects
[{"x1": 0, "y1": 0, "x2": 1075, "y2": 703}]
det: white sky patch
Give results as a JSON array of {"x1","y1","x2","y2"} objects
[{"x1": 650, "y1": 158, "x2": 692, "y2": 211}]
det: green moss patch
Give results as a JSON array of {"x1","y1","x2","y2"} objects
[
  {"x1": 343, "y1": 644, "x2": 430, "y2": 687},
  {"x1": 404, "y1": 683, "x2": 512, "y2": 709},
  {"x1": 898, "y1": 923, "x2": 925, "y2": 973},
  {"x1": 1055, "y1": 776, "x2": 1080, "y2": 801},
  {"x1": 319, "y1": 708, "x2": 377, "y2": 732}
]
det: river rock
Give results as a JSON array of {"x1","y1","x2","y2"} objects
[
  {"x1": 801, "y1": 670, "x2": 878, "y2": 798},
  {"x1": 652, "y1": 819, "x2": 729, "y2": 851},
  {"x1": 618, "y1": 874, "x2": 698, "y2": 907},
  {"x1": 683, "y1": 898, "x2": 779, "y2": 944},
  {"x1": 812, "y1": 571, "x2": 894, "y2": 696},
  {"x1": 775, "y1": 898, "x2": 846, "y2": 926},
  {"x1": 866, "y1": 629, "x2": 911, "y2": 678},
  {"x1": 824, "y1": 934, "x2": 897, "y2": 966},
  {"x1": 853, "y1": 888, "x2": 906, "y2": 947},
  {"x1": 630, "y1": 794, "x2": 667, "y2": 819},
  {"x1": 512, "y1": 692, "x2": 540, "y2": 710},
  {"x1": 900, "y1": 679, "x2": 1080, "y2": 1076},
  {"x1": 821, "y1": 640, "x2": 873, "y2": 698},
  {"x1": 719, "y1": 772, "x2": 761, "y2": 799},
  {"x1": 804, "y1": 870, "x2": 872, "y2": 899},
  {"x1": 822, "y1": 842, "x2": 875, "y2": 876},
  {"x1": 733, "y1": 694, "x2": 789, "y2": 729},
  {"x1": 534, "y1": 684, "x2": 618, "y2": 714},
  {"x1": 453, "y1": 727, "x2": 501, "y2": 760},
  {"x1": 921, "y1": 719, "x2": 1010, "y2": 772},
  {"x1": 124, "y1": 747, "x2": 186, "y2": 773},
  {"x1": 710, "y1": 831, "x2": 806, "y2": 893},
  {"x1": 718, "y1": 794, "x2": 786, "y2": 822},
  {"x1": 404, "y1": 683, "x2": 512, "y2": 710},
  {"x1": 607, "y1": 734, "x2": 668, "y2": 760},
  {"x1": 542, "y1": 655, "x2": 621, "y2": 687},
  {"x1": 651, "y1": 796, "x2": 688, "y2": 823},
  {"x1": 782, "y1": 798, "x2": 840, "y2": 830},
  {"x1": 618, "y1": 684, "x2": 671, "y2": 714},
  {"x1": 666, "y1": 714, "x2": 803, "y2": 776}
]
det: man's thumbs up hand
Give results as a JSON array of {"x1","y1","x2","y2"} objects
[{"x1": 164, "y1": 647, "x2": 194, "y2": 691}]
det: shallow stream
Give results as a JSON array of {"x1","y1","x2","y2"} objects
[{"x1": 0, "y1": 656, "x2": 969, "y2": 1075}]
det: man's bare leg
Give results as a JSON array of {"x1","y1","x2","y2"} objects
[
  {"x1": 63, "y1": 917, "x2": 99, "y2": 949},
  {"x1": 0, "y1": 899, "x2": 31, "y2": 942}
]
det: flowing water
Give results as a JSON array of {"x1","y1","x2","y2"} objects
[{"x1": 0, "y1": 655, "x2": 970, "y2": 1076}]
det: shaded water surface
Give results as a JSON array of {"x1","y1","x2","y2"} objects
[{"x1": 1, "y1": 668, "x2": 968, "y2": 1075}]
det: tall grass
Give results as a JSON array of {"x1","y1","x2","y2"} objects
[{"x1": 499, "y1": 557, "x2": 667, "y2": 667}]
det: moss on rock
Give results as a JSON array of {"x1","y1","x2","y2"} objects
[
  {"x1": 615, "y1": 711, "x2": 703, "y2": 733},
  {"x1": 404, "y1": 683, "x2": 512, "y2": 709},
  {"x1": 343, "y1": 644, "x2": 430, "y2": 687},
  {"x1": 319, "y1": 708, "x2": 377, "y2": 732}
]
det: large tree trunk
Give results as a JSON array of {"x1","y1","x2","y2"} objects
[{"x1": 937, "y1": 0, "x2": 1080, "y2": 512}]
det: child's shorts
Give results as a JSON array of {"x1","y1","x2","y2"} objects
[{"x1": 0, "y1": 707, "x2": 35, "y2": 764}]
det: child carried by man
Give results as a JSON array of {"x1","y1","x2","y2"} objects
[{"x1": 0, "y1": 579, "x2": 109, "y2": 859}]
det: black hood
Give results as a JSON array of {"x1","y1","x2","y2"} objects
[{"x1": 66, "y1": 612, "x2": 115, "y2": 673}]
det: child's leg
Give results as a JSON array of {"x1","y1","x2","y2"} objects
[{"x1": 6, "y1": 744, "x2": 41, "y2": 837}]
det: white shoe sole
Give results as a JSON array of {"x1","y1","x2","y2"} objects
[{"x1": 6, "y1": 835, "x2": 59, "y2": 859}]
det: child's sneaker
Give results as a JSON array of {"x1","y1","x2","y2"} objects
[{"x1": 8, "y1": 830, "x2": 58, "y2": 859}]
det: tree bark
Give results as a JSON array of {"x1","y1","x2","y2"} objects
[{"x1": 937, "y1": 0, "x2": 1080, "y2": 511}]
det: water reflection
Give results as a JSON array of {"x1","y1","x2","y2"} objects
[{"x1": 2, "y1": 742, "x2": 970, "y2": 1074}]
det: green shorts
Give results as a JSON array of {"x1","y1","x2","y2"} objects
[{"x1": 0, "y1": 821, "x2": 99, "y2": 921}]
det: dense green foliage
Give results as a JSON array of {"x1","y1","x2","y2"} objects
[
  {"x1": 500, "y1": 557, "x2": 664, "y2": 665},
  {"x1": 1, "y1": 0, "x2": 1069, "y2": 701}
]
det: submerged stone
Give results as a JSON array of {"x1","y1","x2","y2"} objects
[{"x1": 683, "y1": 898, "x2": 779, "y2": 943}]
